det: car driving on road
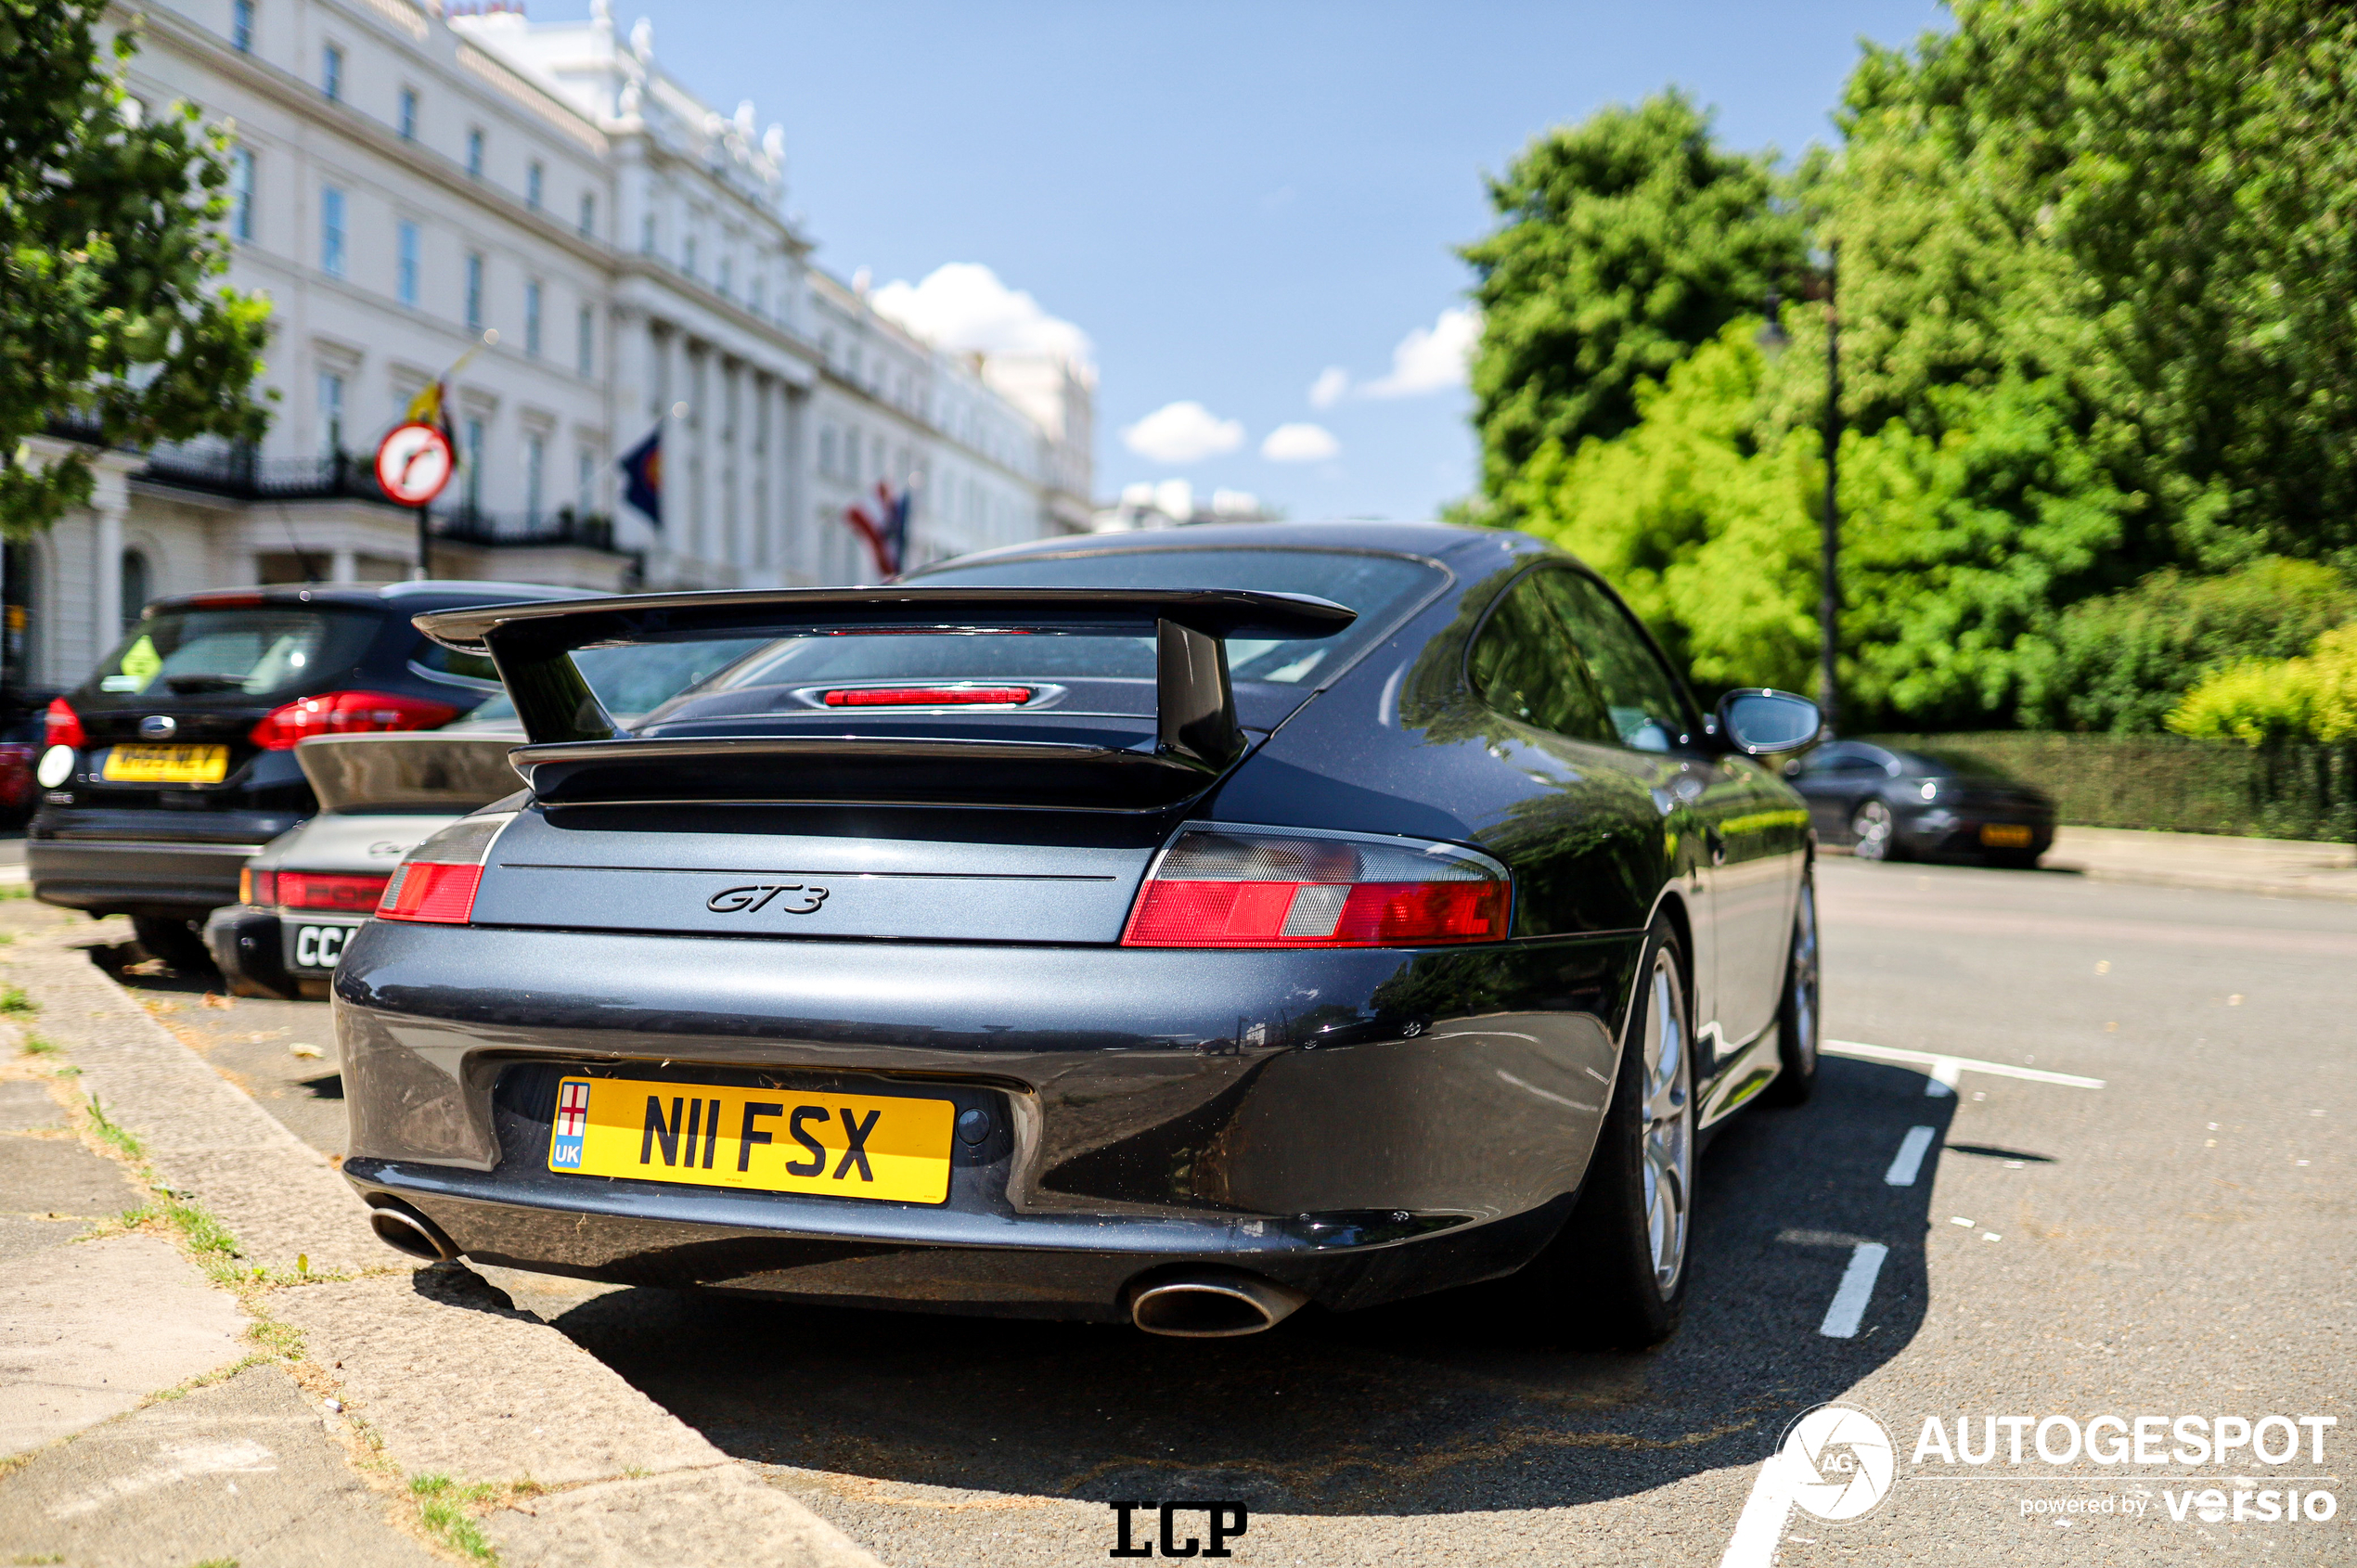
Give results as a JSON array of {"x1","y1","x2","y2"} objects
[
  {"x1": 26, "y1": 581, "x2": 575, "y2": 967},
  {"x1": 334, "y1": 522, "x2": 1823, "y2": 1343}
]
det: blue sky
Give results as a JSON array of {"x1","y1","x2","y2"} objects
[{"x1": 543, "y1": 1, "x2": 1948, "y2": 521}]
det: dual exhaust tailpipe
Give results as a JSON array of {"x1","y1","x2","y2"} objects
[
  {"x1": 1128, "y1": 1272, "x2": 1308, "y2": 1338},
  {"x1": 367, "y1": 1201, "x2": 458, "y2": 1262}
]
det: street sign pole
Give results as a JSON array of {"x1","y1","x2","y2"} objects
[
  {"x1": 375, "y1": 421, "x2": 455, "y2": 581},
  {"x1": 417, "y1": 499, "x2": 430, "y2": 581}
]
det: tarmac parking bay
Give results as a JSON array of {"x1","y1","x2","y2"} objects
[{"x1": 92, "y1": 858, "x2": 2353, "y2": 1566}]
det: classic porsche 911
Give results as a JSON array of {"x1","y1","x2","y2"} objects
[{"x1": 335, "y1": 522, "x2": 1822, "y2": 1343}]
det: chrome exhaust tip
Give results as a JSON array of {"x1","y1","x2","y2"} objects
[
  {"x1": 1128, "y1": 1272, "x2": 1308, "y2": 1338},
  {"x1": 367, "y1": 1202, "x2": 457, "y2": 1262}
]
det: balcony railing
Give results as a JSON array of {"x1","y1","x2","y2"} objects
[{"x1": 45, "y1": 418, "x2": 622, "y2": 553}]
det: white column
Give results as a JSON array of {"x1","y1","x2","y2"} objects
[
  {"x1": 330, "y1": 547, "x2": 355, "y2": 583},
  {"x1": 91, "y1": 476, "x2": 126, "y2": 647}
]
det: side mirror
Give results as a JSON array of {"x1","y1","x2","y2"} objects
[{"x1": 1716, "y1": 688, "x2": 1822, "y2": 756}]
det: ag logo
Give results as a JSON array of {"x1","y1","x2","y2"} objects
[{"x1": 1773, "y1": 1402, "x2": 1896, "y2": 1521}]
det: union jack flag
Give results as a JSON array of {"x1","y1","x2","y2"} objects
[
  {"x1": 844, "y1": 480, "x2": 910, "y2": 580},
  {"x1": 555, "y1": 1080, "x2": 590, "y2": 1137}
]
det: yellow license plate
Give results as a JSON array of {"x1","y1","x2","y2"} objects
[
  {"x1": 101, "y1": 743, "x2": 229, "y2": 783},
  {"x1": 547, "y1": 1075, "x2": 956, "y2": 1204},
  {"x1": 1979, "y1": 823, "x2": 2033, "y2": 848}
]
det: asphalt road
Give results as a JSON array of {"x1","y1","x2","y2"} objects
[{"x1": 103, "y1": 857, "x2": 2353, "y2": 1566}]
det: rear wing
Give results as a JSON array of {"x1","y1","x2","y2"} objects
[
  {"x1": 293, "y1": 733, "x2": 526, "y2": 815},
  {"x1": 412, "y1": 586, "x2": 1356, "y2": 811}
]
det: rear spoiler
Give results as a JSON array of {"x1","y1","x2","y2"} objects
[
  {"x1": 413, "y1": 586, "x2": 1355, "y2": 812},
  {"x1": 293, "y1": 733, "x2": 526, "y2": 815}
]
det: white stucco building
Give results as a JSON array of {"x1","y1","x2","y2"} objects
[{"x1": 8, "y1": 0, "x2": 1093, "y2": 697}]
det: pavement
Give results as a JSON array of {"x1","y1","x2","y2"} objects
[
  {"x1": 2042, "y1": 825, "x2": 2357, "y2": 901},
  {"x1": 3, "y1": 855, "x2": 2351, "y2": 1565},
  {"x1": 0, "y1": 894, "x2": 880, "y2": 1568}
]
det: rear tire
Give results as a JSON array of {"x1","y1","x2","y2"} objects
[
  {"x1": 1506, "y1": 917, "x2": 1694, "y2": 1347},
  {"x1": 1765, "y1": 868, "x2": 1820, "y2": 1106},
  {"x1": 132, "y1": 915, "x2": 215, "y2": 974},
  {"x1": 1850, "y1": 799, "x2": 1901, "y2": 862}
]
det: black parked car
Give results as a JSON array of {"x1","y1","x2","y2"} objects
[
  {"x1": 337, "y1": 522, "x2": 1826, "y2": 1346},
  {"x1": 1784, "y1": 740, "x2": 2055, "y2": 865},
  {"x1": 28, "y1": 581, "x2": 577, "y2": 966}
]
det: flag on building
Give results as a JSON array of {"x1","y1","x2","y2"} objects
[
  {"x1": 618, "y1": 426, "x2": 663, "y2": 526},
  {"x1": 403, "y1": 378, "x2": 456, "y2": 449},
  {"x1": 844, "y1": 480, "x2": 909, "y2": 578}
]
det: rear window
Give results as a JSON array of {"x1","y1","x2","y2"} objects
[
  {"x1": 691, "y1": 547, "x2": 1441, "y2": 697},
  {"x1": 90, "y1": 607, "x2": 379, "y2": 701},
  {"x1": 461, "y1": 637, "x2": 775, "y2": 727}
]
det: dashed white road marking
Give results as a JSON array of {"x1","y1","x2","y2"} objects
[
  {"x1": 1885, "y1": 1125, "x2": 1937, "y2": 1186},
  {"x1": 1825, "y1": 1039, "x2": 2106, "y2": 1090},
  {"x1": 1817, "y1": 1241, "x2": 1888, "y2": 1339},
  {"x1": 1716, "y1": 1456, "x2": 1798, "y2": 1568}
]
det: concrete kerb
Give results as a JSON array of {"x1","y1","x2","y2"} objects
[{"x1": 0, "y1": 915, "x2": 882, "y2": 1567}]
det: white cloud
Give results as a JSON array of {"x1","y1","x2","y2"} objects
[
  {"x1": 1261, "y1": 422, "x2": 1340, "y2": 463},
  {"x1": 1359, "y1": 305, "x2": 1478, "y2": 398},
  {"x1": 1121, "y1": 401, "x2": 1245, "y2": 465},
  {"x1": 869, "y1": 263, "x2": 1093, "y2": 367},
  {"x1": 1307, "y1": 366, "x2": 1350, "y2": 409}
]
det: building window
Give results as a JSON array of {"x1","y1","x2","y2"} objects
[
  {"x1": 395, "y1": 220, "x2": 419, "y2": 306},
  {"x1": 230, "y1": 0, "x2": 253, "y2": 51},
  {"x1": 317, "y1": 370, "x2": 345, "y2": 457},
  {"x1": 818, "y1": 426, "x2": 835, "y2": 478},
  {"x1": 576, "y1": 304, "x2": 593, "y2": 377},
  {"x1": 119, "y1": 551, "x2": 151, "y2": 632},
  {"x1": 319, "y1": 185, "x2": 345, "y2": 276},
  {"x1": 523, "y1": 432, "x2": 546, "y2": 523},
  {"x1": 577, "y1": 447, "x2": 596, "y2": 508},
  {"x1": 717, "y1": 256, "x2": 732, "y2": 298},
  {"x1": 465, "y1": 128, "x2": 483, "y2": 178},
  {"x1": 639, "y1": 212, "x2": 655, "y2": 254},
  {"x1": 523, "y1": 280, "x2": 542, "y2": 356},
  {"x1": 751, "y1": 274, "x2": 765, "y2": 315},
  {"x1": 578, "y1": 192, "x2": 595, "y2": 238},
  {"x1": 398, "y1": 87, "x2": 418, "y2": 140},
  {"x1": 228, "y1": 148, "x2": 255, "y2": 240},
  {"x1": 682, "y1": 235, "x2": 697, "y2": 277},
  {"x1": 462, "y1": 417, "x2": 484, "y2": 511},
  {"x1": 322, "y1": 45, "x2": 342, "y2": 102},
  {"x1": 464, "y1": 251, "x2": 483, "y2": 331},
  {"x1": 526, "y1": 161, "x2": 543, "y2": 212}
]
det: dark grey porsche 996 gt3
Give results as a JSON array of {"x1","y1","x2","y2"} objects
[{"x1": 334, "y1": 522, "x2": 1825, "y2": 1343}]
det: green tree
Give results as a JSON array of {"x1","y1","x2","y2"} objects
[
  {"x1": 1461, "y1": 91, "x2": 1802, "y2": 507},
  {"x1": 0, "y1": 0, "x2": 269, "y2": 537}
]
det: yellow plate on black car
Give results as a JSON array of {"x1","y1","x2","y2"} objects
[
  {"x1": 1979, "y1": 823, "x2": 2033, "y2": 848},
  {"x1": 101, "y1": 744, "x2": 229, "y2": 784},
  {"x1": 547, "y1": 1075, "x2": 956, "y2": 1204}
]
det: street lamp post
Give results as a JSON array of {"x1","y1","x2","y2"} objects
[{"x1": 1758, "y1": 240, "x2": 1842, "y2": 730}]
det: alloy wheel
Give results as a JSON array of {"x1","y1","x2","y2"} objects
[
  {"x1": 1639, "y1": 949, "x2": 1693, "y2": 1297},
  {"x1": 1790, "y1": 878, "x2": 1820, "y2": 1076}
]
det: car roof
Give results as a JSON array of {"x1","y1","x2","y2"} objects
[
  {"x1": 151, "y1": 581, "x2": 590, "y2": 616},
  {"x1": 921, "y1": 520, "x2": 1537, "y2": 572}
]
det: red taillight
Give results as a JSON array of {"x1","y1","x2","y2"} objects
[
  {"x1": 241, "y1": 868, "x2": 276, "y2": 906},
  {"x1": 277, "y1": 871, "x2": 391, "y2": 912},
  {"x1": 250, "y1": 690, "x2": 459, "y2": 750},
  {"x1": 821, "y1": 687, "x2": 1035, "y2": 707},
  {"x1": 45, "y1": 698, "x2": 84, "y2": 751},
  {"x1": 376, "y1": 862, "x2": 482, "y2": 923},
  {"x1": 1121, "y1": 828, "x2": 1510, "y2": 948},
  {"x1": 374, "y1": 812, "x2": 510, "y2": 927}
]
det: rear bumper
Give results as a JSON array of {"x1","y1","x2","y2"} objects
[
  {"x1": 332, "y1": 920, "x2": 1642, "y2": 1317},
  {"x1": 1898, "y1": 811, "x2": 2054, "y2": 860},
  {"x1": 29, "y1": 837, "x2": 265, "y2": 915}
]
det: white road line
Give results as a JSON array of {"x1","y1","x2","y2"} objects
[
  {"x1": 1716, "y1": 1458, "x2": 1797, "y2": 1568},
  {"x1": 1818, "y1": 1241, "x2": 1888, "y2": 1338},
  {"x1": 1885, "y1": 1125, "x2": 1937, "y2": 1186},
  {"x1": 1824, "y1": 1039, "x2": 2106, "y2": 1089}
]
